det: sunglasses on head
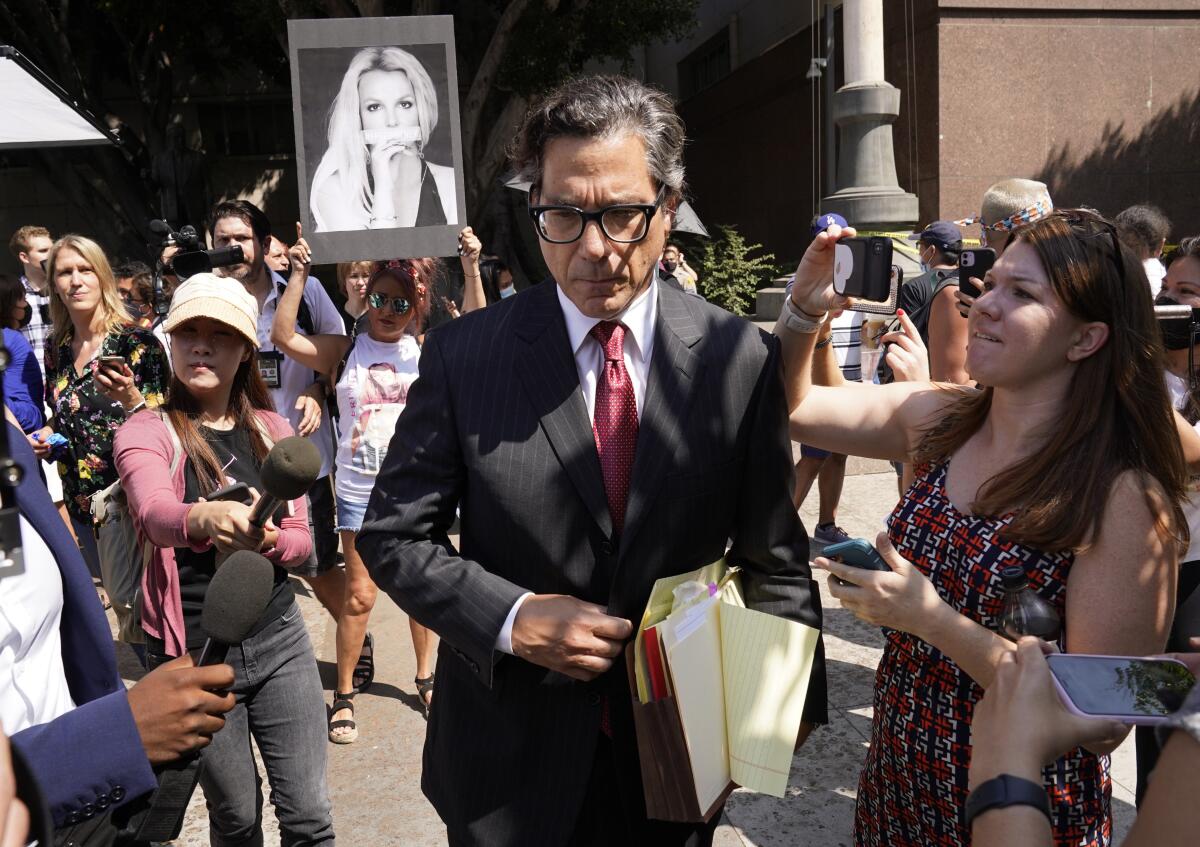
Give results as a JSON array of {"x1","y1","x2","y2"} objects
[{"x1": 367, "y1": 291, "x2": 411, "y2": 314}]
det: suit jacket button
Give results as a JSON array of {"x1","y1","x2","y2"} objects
[
  {"x1": 111, "y1": 786, "x2": 126, "y2": 801},
  {"x1": 95, "y1": 794, "x2": 110, "y2": 809},
  {"x1": 587, "y1": 692, "x2": 601, "y2": 706},
  {"x1": 470, "y1": 661, "x2": 480, "y2": 673},
  {"x1": 598, "y1": 540, "x2": 613, "y2": 556},
  {"x1": 64, "y1": 811, "x2": 80, "y2": 825},
  {"x1": 81, "y1": 803, "x2": 96, "y2": 819}
]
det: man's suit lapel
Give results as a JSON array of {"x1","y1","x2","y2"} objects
[
  {"x1": 514, "y1": 282, "x2": 613, "y2": 538},
  {"x1": 620, "y1": 286, "x2": 704, "y2": 554}
]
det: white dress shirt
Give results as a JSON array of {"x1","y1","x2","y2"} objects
[
  {"x1": 495, "y1": 280, "x2": 660, "y2": 654},
  {"x1": 0, "y1": 518, "x2": 76, "y2": 734}
]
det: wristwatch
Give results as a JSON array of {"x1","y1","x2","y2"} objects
[{"x1": 965, "y1": 774, "x2": 1051, "y2": 827}]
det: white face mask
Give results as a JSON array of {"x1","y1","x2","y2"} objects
[{"x1": 498, "y1": 285, "x2": 515, "y2": 299}]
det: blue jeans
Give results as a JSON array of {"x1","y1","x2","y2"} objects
[{"x1": 148, "y1": 603, "x2": 335, "y2": 846}]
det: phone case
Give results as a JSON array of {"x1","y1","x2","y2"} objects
[
  {"x1": 822, "y1": 539, "x2": 890, "y2": 571},
  {"x1": 832, "y1": 238, "x2": 900, "y2": 316},
  {"x1": 958, "y1": 248, "x2": 995, "y2": 297},
  {"x1": 1046, "y1": 653, "x2": 1193, "y2": 726}
]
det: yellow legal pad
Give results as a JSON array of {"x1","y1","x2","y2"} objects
[{"x1": 633, "y1": 561, "x2": 820, "y2": 807}]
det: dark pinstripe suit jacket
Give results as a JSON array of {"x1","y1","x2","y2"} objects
[{"x1": 358, "y1": 278, "x2": 827, "y2": 846}]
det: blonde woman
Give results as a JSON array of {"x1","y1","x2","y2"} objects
[
  {"x1": 311, "y1": 46, "x2": 457, "y2": 231},
  {"x1": 29, "y1": 235, "x2": 169, "y2": 582},
  {"x1": 337, "y1": 259, "x2": 376, "y2": 332}
]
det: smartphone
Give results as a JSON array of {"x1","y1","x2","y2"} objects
[
  {"x1": 822, "y1": 538, "x2": 891, "y2": 572},
  {"x1": 1045, "y1": 654, "x2": 1196, "y2": 725},
  {"x1": 833, "y1": 237, "x2": 893, "y2": 301},
  {"x1": 206, "y1": 481, "x2": 253, "y2": 506},
  {"x1": 98, "y1": 355, "x2": 126, "y2": 369},
  {"x1": 958, "y1": 248, "x2": 995, "y2": 297}
]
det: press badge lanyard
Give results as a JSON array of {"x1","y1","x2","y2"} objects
[{"x1": 256, "y1": 286, "x2": 286, "y2": 389}]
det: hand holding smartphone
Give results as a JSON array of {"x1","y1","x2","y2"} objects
[
  {"x1": 822, "y1": 538, "x2": 891, "y2": 572},
  {"x1": 1046, "y1": 654, "x2": 1197, "y2": 725}
]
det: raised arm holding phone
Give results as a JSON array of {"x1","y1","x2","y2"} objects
[
  {"x1": 273, "y1": 224, "x2": 435, "y2": 742},
  {"x1": 777, "y1": 211, "x2": 1184, "y2": 847}
]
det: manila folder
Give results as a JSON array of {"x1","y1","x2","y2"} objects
[
  {"x1": 719, "y1": 603, "x2": 819, "y2": 797},
  {"x1": 659, "y1": 598, "x2": 731, "y2": 812}
]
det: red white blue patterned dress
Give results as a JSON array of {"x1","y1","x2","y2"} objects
[{"x1": 854, "y1": 461, "x2": 1111, "y2": 847}]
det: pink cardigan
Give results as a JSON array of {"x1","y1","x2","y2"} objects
[{"x1": 113, "y1": 409, "x2": 312, "y2": 657}]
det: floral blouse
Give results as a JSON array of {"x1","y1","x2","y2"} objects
[{"x1": 45, "y1": 324, "x2": 169, "y2": 522}]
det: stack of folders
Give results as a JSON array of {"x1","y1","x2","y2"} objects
[{"x1": 626, "y1": 560, "x2": 820, "y2": 822}]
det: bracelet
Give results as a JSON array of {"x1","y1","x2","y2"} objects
[
  {"x1": 124, "y1": 400, "x2": 147, "y2": 415},
  {"x1": 774, "y1": 296, "x2": 827, "y2": 336},
  {"x1": 815, "y1": 335, "x2": 834, "y2": 350},
  {"x1": 465, "y1": 273, "x2": 481, "y2": 280},
  {"x1": 965, "y1": 774, "x2": 1051, "y2": 827}
]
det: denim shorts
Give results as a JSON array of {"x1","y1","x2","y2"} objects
[{"x1": 335, "y1": 496, "x2": 368, "y2": 533}]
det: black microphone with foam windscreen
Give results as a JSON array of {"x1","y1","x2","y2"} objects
[
  {"x1": 248, "y1": 436, "x2": 322, "y2": 529},
  {"x1": 196, "y1": 550, "x2": 276, "y2": 665},
  {"x1": 130, "y1": 550, "x2": 276, "y2": 842}
]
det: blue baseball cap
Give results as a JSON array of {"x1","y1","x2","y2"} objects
[
  {"x1": 908, "y1": 220, "x2": 963, "y2": 252},
  {"x1": 810, "y1": 213, "x2": 848, "y2": 237}
]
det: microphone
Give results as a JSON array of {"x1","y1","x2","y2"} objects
[
  {"x1": 196, "y1": 550, "x2": 276, "y2": 666},
  {"x1": 1155, "y1": 304, "x2": 1195, "y2": 321},
  {"x1": 148, "y1": 218, "x2": 172, "y2": 237},
  {"x1": 129, "y1": 551, "x2": 275, "y2": 842},
  {"x1": 248, "y1": 437, "x2": 322, "y2": 529}
]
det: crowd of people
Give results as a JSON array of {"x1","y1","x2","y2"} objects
[{"x1": 1, "y1": 69, "x2": 1198, "y2": 847}]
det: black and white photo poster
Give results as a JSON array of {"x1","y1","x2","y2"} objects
[{"x1": 288, "y1": 15, "x2": 465, "y2": 262}]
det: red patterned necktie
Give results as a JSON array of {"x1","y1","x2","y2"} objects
[{"x1": 589, "y1": 320, "x2": 638, "y2": 535}]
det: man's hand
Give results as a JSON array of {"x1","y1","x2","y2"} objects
[
  {"x1": 0, "y1": 734, "x2": 29, "y2": 847},
  {"x1": 294, "y1": 389, "x2": 322, "y2": 437},
  {"x1": 289, "y1": 222, "x2": 312, "y2": 282},
  {"x1": 126, "y1": 655, "x2": 237, "y2": 765},
  {"x1": 510, "y1": 595, "x2": 633, "y2": 681}
]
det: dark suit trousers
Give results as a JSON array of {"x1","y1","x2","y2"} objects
[{"x1": 564, "y1": 734, "x2": 720, "y2": 847}]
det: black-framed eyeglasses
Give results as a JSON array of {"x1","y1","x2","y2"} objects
[
  {"x1": 528, "y1": 185, "x2": 667, "y2": 244},
  {"x1": 367, "y1": 291, "x2": 411, "y2": 314}
]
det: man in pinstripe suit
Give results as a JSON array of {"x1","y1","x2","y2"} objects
[{"x1": 358, "y1": 75, "x2": 827, "y2": 847}]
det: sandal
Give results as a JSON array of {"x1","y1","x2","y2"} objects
[
  {"x1": 327, "y1": 690, "x2": 358, "y2": 744},
  {"x1": 353, "y1": 632, "x2": 375, "y2": 693},
  {"x1": 415, "y1": 674, "x2": 435, "y2": 720}
]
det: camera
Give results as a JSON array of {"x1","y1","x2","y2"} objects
[{"x1": 150, "y1": 219, "x2": 244, "y2": 282}]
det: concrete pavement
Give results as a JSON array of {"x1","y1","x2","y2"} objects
[{"x1": 113, "y1": 463, "x2": 1139, "y2": 844}]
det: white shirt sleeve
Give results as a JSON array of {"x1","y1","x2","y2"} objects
[
  {"x1": 494, "y1": 592, "x2": 534, "y2": 654},
  {"x1": 303, "y1": 275, "x2": 347, "y2": 336}
]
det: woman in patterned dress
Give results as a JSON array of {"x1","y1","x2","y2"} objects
[
  {"x1": 777, "y1": 211, "x2": 1186, "y2": 847},
  {"x1": 28, "y1": 236, "x2": 169, "y2": 582}
]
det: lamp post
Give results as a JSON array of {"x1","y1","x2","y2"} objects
[{"x1": 821, "y1": 0, "x2": 917, "y2": 231}]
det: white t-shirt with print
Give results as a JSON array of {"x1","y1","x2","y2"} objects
[{"x1": 334, "y1": 333, "x2": 420, "y2": 504}]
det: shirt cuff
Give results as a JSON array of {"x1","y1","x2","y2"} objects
[{"x1": 495, "y1": 592, "x2": 534, "y2": 654}]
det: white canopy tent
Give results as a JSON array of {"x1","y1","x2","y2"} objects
[{"x1": 0, "y1": 46, "x2": 118, "y2": 149}]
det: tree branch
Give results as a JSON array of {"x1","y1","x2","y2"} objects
[
  {"x1": 469, "y1": 94, "x2": 527, "y2": 211},
  {"x1": 460, "y1": 0, "x2": 534, "y2": 160}
]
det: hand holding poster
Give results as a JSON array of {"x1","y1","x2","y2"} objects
[{"x1": 287, "y1": 15, "x2": 466, "y2": 263}]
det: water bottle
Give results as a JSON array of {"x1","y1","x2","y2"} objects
[{"x1": 998, "y1": 565, "x2": 1062, "y2": 642}]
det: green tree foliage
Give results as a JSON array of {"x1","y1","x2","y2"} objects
[{"x1": 692, "y1": 225, "x2": 777, "y2": 317}]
